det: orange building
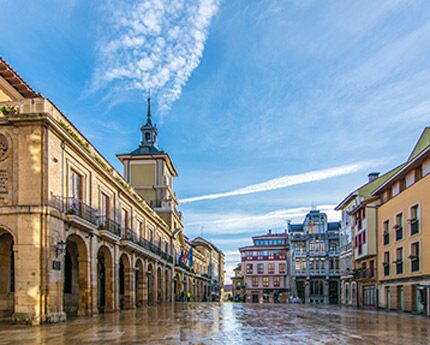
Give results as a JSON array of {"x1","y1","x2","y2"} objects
[{"x1": 374, "y1": 128, "x2": 430, "y2": 316}]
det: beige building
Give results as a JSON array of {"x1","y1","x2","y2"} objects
[{"x1": 0, "y1": 57, "x2": 223, "y2": 324}]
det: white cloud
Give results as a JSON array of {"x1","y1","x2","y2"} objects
[
  {"x1": 180, "y1": 161, "x2": 376, "y2": 203},
  {"x1": 186, "y1": 204, "x2": 339, "y2": 235},
  {"x1": 90, "y1": 0, "x2": 222, "y2": 114}
]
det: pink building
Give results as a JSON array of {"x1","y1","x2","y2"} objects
[{"x1": 239, "y1": 230, "x2": 290, "y2": 303}]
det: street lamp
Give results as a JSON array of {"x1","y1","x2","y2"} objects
[{"x1": 55, "y1": 240, "x2": 66, "y2": 257}]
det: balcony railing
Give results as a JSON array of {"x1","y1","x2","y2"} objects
[
  {"x1": 50, "y1": 196, "x2": 98, "y2": 225},
  {"x1": 98, "y1": 215, "x2": 122, "y2": 236},
  {"x1": 353, "y1": 268, "x2": 375, "y2": 280},
  {"x1": 123, "y1": 229, "x2": 173, "y2": 263}
]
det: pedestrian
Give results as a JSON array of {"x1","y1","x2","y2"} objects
[
  {"x1": 186, "y1": 291, "x2": 191, "y2": 302},
  {"x1": 180, "y1": 291, "x2": 185, "y2": 302}
]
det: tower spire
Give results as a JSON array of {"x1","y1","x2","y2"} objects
[{"x1": 146, "y1": 89, "x2": 152, "y2": 125}]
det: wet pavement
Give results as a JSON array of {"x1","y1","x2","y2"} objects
[{"x1": 0, "y1": 303, "x2": 430, "y2": 344}]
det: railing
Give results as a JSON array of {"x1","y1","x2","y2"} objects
[
  {"x1": 99, "y1": 215, "x2": 122, "y2": 236},
  {"x1": 149, "y1": 200, "x2": 162, "y2": 208},
  {"x1": 50, "y1": 195, "x2": 98, "y2": 225},
  {"x1": 354, "y1": 268, "x2": 375, "y2": 280},
  {"x1": 123, "y1": 229, "x2": 173, "y2": 263}
]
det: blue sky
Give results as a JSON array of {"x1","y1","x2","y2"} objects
[{"x1": 2, "y1": 0, "x2": 430, "y2": 280}]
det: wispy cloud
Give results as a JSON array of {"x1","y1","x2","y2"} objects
[
  {"x1": 180, "y1": 161, "x2": 376, "y2": 203},
  {"x1": 186, "y1": 204, "x2": 339, "y2": 235},
  {"x1": 90, "y1": 0, "x2": 222, "y2": 114}
]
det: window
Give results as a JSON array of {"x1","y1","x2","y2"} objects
[
  {"x1": 273, "y1": 277, "x2": 280, "y2": 287},
  {"x1": 263, "y1": 277, "x2": 269, "y2": 287},
  {"x1": 279, "y1": 263, "x2": 286, "y2": 274},
  {"x1": 257, "y1": 263, "x2": 264, "y2": 274},
  {"x1": 136, "y1": 220, "x2": 143, "y2": 240},
  {"x1": 69, "y1": 170, "x2": 82, "y2": 200},
  {"x1": 383, "y1": 220, "x2": 390, "y2": 245},
  {"x1": 310, "y1": 280, "x2": 324, "y2": 297},
  {"x1": 415, "y1": 166, "x2": 423, "y2": 182},
  {"x1": 383, "y1": 251, "x2": 390, "y2": 276},
  {"x1": 410, "y1": 205, "x2": 419, "y2": 235},
  {"x1": 395, "y1": 213, "x2": 403, "y2": 241},
  {"x1": 268, "y1": 263, "x2": 275, "y2": 274},
  {"x1": 410, "y1": 242, "x2": 419, "y2": 272},
  {"x1": 100, "y1": 192, "x2": 109, "y2": 218},
  {"x1": 396, "y1": 247, "x2": 403, "y2": 274},
  {"x1": 295, "y1": 259, "x2": 301, "y2": 271},
  {"x1": 252, "y1": 277, "x2": 258, "y2": 287},
  {"x1": 121, "y1": 209, "x2": 129, "y2": 230},
  {"x1": 246, "y1": 264, "x2": 253, "y2": 274}
]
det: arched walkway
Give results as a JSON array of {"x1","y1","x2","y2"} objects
[
  {"x1": 63, "y1": 234, "x2": 89, "y2": 316},
  {"x1": 97, "y1": 246, "x2": 113, "y2": 313},
  {"x1": 135, "y1": 259, "x2": 144, "y2": 307},
  {"x1": 165, "y1": 269, "x2": 170, "y2": 303},
  {"x1": 174, "y1": 274, "x2": 181, "y2": 301},
  {"x1": 147, "y1": 263, "x2": 155, "y2": 305},
  {"x1": 0, "y1": 230, "x2": 14, "y2": 318},
  {"x1": 119, "y1": 253, "x2": 132, "y2": 309},
  {"x1": 157, "y1": 267, "x2": 163, "y2": 304}
]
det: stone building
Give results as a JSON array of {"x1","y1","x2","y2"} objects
[
  {"x1": 231, "y1": 264, "x2": 245, "y2": 302},
  {"x1": 192, "y1": 237, "x2": 225, "y2": 302},
  {"x1": 239, "y1": 230, "x2": 289, "y2": 303},
  {"x1": 374, "y1": 128, "x2": 430, "y2": 316},
  {"x1": 0, "y1": 57, "x2": 223, "y2": 324},
  {"x1": 289, "y1": 210, "x2": 340, "y2": 304}
]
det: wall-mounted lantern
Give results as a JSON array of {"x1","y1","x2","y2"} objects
[{"x1": 55, "y1": 240, "x2": 66, "y2": 257}]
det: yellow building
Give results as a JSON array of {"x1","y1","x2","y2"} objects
[
  {"x1": 374, "y1": 128, "x2": 430, "y2": 316},
  {"x1": 0, "y1": 56, "x2": 222, "y2": 324}
]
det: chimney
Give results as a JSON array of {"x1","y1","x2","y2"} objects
[{"x1": 368, "y1": 172, "x2": 380, "y2": 182}]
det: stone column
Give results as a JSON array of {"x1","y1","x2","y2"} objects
[
  {"x1": 323, "y1": 280, "x2": 329, "y2": 304},
  {"x1": 305, "y1": 280, "x2": 310, "y2": 304}
]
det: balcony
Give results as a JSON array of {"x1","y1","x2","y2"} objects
[
  {"x1": 123, "y1": 229, "x2": 173, "y2": 263},
  {"x1": 98, "y1": 216, "x2": 121, "y2": 237},
  {"x1": 51, "y1": 196, "x2": 98, "y2": 226},
  {"x1": 353, "y1": 268, "x2": 375, "y2": 280}
]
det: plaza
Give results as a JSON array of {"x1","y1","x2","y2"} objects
[{"x1": 1, "y1": 303, "x2": 430, "y2": 344}]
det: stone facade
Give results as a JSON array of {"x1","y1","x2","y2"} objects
[
  {"x1": 289, "y1": 210, "x2": 341, "y2": 304},
  {"x1": 0, "y1": 57, "x2": 223, "y2": 324}
]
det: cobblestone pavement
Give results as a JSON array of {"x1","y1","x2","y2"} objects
[{"x1": 1, "y1": 303, "x2": 430, "y2": 344}]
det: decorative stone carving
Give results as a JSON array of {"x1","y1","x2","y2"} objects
[{"x1": 0, "y1": 134, "x2": 8, "y2": 161}]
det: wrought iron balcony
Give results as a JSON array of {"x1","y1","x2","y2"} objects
[
  {"x1": 353, "y1": 267, "x2": 375, "y2": 280},
  {"x1": 98, "y1": 215, "x2": 121, "y2": 236},
  {"x1": 51, "y1": 195, "x2": 98, "y2": 225}
]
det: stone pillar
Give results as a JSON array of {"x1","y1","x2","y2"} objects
[
  {"x1": 323, "y1": 281, "x2": 329, "y2": 304},
  {"x1": 404, "y1": 284, "x2": 414, "y2": 312},
  {"x1": 305, "y1": 280, "x2": 310, "y2": 304},
  {"x1": 89, "y1": 235, "x2": 98, "y2": 316},
  {"x1": 113, "y1": 245, "x2": 119, "y2": 311}
]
